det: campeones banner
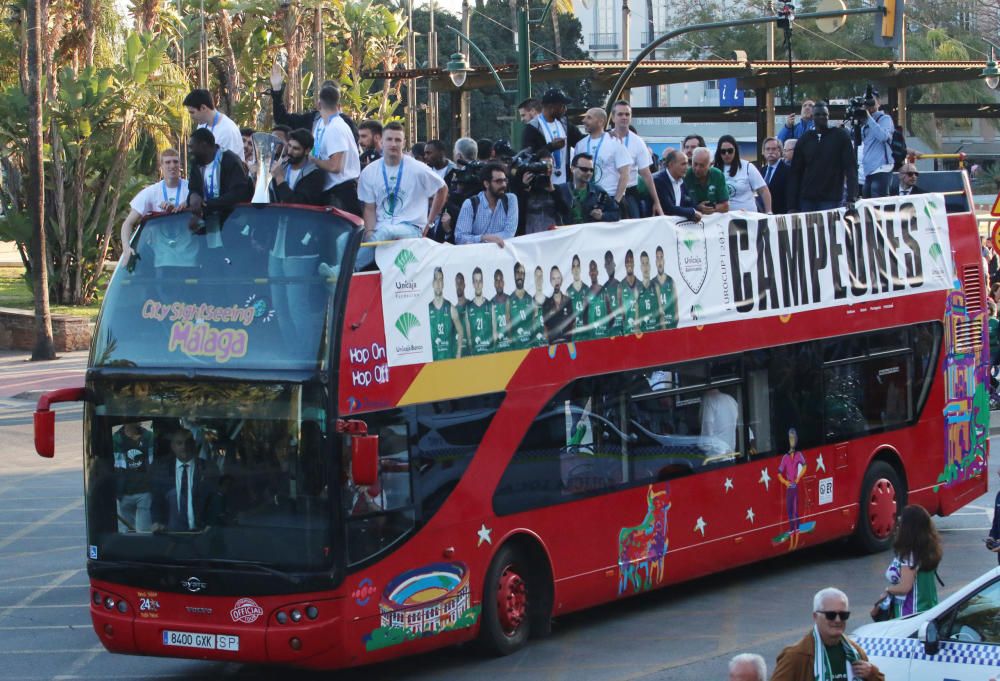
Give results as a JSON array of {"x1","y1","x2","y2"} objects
[{"x1": 375, "y1": 195, "x2": 954, "y2": 368}]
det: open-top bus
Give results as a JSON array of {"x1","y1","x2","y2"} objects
[{"x1": 34, "y1": 173, "x2": 988, "y2": 669}]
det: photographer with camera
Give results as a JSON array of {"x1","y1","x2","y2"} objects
[
  {"x1": 454, "y1": 162, "x2": 518, "y2": 247},
  {"x1": 564, "y1": 152, "x2": 619, "y2": 224},
  {"x1": 432, "y1": 137, "x2": 483, "y2": 243},
  {"x1": 511, "y1": 147, "x2": 561, "y2": 234},
  {"x1": 850, "y1": 86, "x2": 894, "y2": 199}
]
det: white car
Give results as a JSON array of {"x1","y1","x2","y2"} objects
[{"x1": 852, "y1": 566, "x2": 1000, "y2": 680}]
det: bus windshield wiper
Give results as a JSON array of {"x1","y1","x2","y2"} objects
[{"x1": 179, "y1": 558, "x2": 302, "y2": 583}]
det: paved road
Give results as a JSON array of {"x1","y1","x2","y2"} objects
[
  {"x1": 0, "y1": 350, "x2": 88, "y2": 400},
  {"x1": 1, "y1": 401, "x2": 997, "y2": 681}
]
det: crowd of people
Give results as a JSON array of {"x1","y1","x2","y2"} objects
[{"x1": 120, "y1": 67, "x2": 920, "y2": 272}]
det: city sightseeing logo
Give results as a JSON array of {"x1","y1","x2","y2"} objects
[{"x1": 230, "y1": 597, "x2": 263, "y2": 624}]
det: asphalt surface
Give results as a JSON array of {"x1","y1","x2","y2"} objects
[{"x1": 0, "y1": 372, "x2": 997, "y2": 680}]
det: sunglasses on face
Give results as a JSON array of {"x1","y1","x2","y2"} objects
[
  {"x1": 817, "y1": 610, "x2": 851, "y2": 621},
  {"x1": 720, "y1": 148, "x2": 736, "y2": 155}
]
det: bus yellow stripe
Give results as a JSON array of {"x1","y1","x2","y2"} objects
[{"x1": 398, "y1": 351, "x2": 530, "y2": 405}]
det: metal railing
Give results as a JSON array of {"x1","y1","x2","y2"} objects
[{"x1": 589, "y1": 33, "x2": 619, "y2": 50}]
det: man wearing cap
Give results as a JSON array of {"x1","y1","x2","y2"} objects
[
  {"x1": 860, "y1": 88, "x2": 895, "y2": 199},
  {"x1": 522, "y1": 88, "x2": 584, "y2": 187},
  {"x1": 786, "y1": 101, "x2": 857, "y2": 212}
]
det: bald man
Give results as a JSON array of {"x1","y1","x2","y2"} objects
[{"x1": 572, "y1": 107, "x2": 632, "y2": 210}]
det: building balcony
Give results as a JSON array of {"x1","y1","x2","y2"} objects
[{"x1": 589, "y1": 32, "x2": 619, "y2": 50}]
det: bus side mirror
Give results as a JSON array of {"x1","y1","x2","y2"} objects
[
  {"x1": 352, "y1": 435, "x2": 379, "y2": 487},
  {"x1": 919, "y1": 620, "x2": 940, "y2": 656},
  {"x1": 34, "y1": 387, "x2": 87, "y2": 458},
  {"x1": 34, "y1": 409, "x2": 55, "y2": 458}
]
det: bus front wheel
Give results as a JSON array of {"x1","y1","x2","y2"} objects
[
  {"x1": 480, "y1": 544, "x2": 531, "y2": 655},
  {"x1": 854, "y1": 461, "x2": 904, "y2": 553}
]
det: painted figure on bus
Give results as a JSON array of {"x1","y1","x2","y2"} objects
[
  {"x1": 777, "y1": 428, "x2": 806, "y2": 550},
  {"x1": 509, "y1": 262, "x2": 536, "y2": 350},
  {"x1": 941, "y1": 285, "x2": 989, "y2": 486},
  {"x1": 491, "y1": 269, "x2": 512, "y2": 351},
  {"x1": 567, "y1": 255, "x2": 589, "y2": 343},
  {"x1": 428, "y1": 267, "x2": 464, "y2": 360},
  {"x1": 617, "y1": 484, "x2": 671, "y2": 595},
  {"x1": 454, "y1": 272, "x2": 472, "y2": 357},
  {"x1": 654, "y1": 245, "x2": 679, "y2": 329}
]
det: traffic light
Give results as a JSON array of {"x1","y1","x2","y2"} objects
[{"x1": 873, "y1": 0, "x2": 905, "y2": 48}]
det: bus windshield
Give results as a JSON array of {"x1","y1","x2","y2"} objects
[
  {"x1": 85, "y1": 379, "x2": 333, "y2": 572},
  {"x1": 94, "y1": 205, "x2": 354, "y2": 371}
]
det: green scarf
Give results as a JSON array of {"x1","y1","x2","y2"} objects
[{"x1": 812, "y1": 624, "x2": 860, "y2": 681}]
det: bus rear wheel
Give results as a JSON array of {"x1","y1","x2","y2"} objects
[
  {"x1": 854, "y1": 461, "x2": 904, "y2": 553},
  {"x1": 480, "y1": 544, "x2": 531, "y2": 655}
]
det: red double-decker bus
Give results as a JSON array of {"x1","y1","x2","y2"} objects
[{"x1": 35, "y1": 173, "x2": 988, "y2": 670}]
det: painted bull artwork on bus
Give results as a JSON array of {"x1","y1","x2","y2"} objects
[{"x1": 617, "y1": 484, "x2": 671, "y2": 595}]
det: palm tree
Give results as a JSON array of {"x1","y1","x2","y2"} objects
[{"x1": 24, "y1": 0, "x2": 54, "y2": 358}]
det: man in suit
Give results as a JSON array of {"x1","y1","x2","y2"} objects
[
  {"x1": 888, "y1": 162, "x2": 925, "y2": 196},
  {"x1": 759, "y1": 137, "x2": 789, "y2": 214},
  {"x1": 653, "y1": 148, "x2": 702, "y2": 221},
  {"x1": 151, "y1": 428, "x2": 218, "y2": 532}
]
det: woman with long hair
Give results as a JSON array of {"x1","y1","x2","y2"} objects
[
  {"x1": 712, "y1": 134, "x2": 772, "y2": 213},
  {"x1": 880, "y1": 504, "x2": 942, "y2": 617}
]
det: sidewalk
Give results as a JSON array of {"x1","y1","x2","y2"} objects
[{"x1": 0, "y1": 348, "x2": 88, "y2": 401}]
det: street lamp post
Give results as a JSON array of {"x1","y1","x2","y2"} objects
[
  {"x1": 981, "y1": 41, "x2": 1000, "y2": 90},
  {"x1": 444, "y1": 0, "x2": 556, "y2": 147}
]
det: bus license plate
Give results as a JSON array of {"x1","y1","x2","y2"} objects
[{"x1": 162, "y1": 630, "x2": 239, "y2": 651}]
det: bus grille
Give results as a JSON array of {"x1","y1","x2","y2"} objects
[{"x1": 955, "y1": 265, "x2": 985, "y2": 354}]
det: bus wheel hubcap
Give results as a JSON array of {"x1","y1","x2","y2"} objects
[
  {"x1": 868, "y1": 478, "x2": 897, "y2": 539},
  {"x1": 496, "y1": 566, "x2": 527, "y2": 636}
]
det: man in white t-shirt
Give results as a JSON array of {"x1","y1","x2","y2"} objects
[
  {"x1": 572, "y1": 108, "x2": 631, "y2": 211},
  {"x1": 355, "y1": 122, "x2": 448, "y2": 270},
  {"x1": 701, "y1": 388, "x2": 739, "y2": 455},
  {"x1": 609, "y1": 100, "x2": 662, "y2": 218},
  {"x1": 312, "y1": 85, "x2": 361, "y2": 214},
  {"x1": 119, "y1": 148, "x2": 190, "y2": 264},
  {"x1": 183, "y1": 89, "x2": 245, "y2": 162}
]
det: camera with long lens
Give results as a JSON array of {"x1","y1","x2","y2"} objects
[
  {"x1": 451, "y1": 157, "x2": 485, "y2": 187},
  {"x1": 845, "y1": 84, "x2": 876, "y2": 128},
  {"x1": 511, "y1": 149, "x2": 552, "y2": 191}
]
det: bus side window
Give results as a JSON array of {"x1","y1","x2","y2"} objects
[{"x1": 769, "y1": 343, "x2": 823, "y2": 450}]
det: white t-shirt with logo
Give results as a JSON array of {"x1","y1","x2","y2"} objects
[
  {"x1": 721, "y1": 160, "x2": 766, "y2": 212},
  {"x1": 358, "y1": 157, "x2": 446, "y2": 231},
  {"x1": 614, "y1": 131, "x2": 653, "y2": 188},
  {"x1": 198, "y1": 111, "x2": 244, "y2": 162},
  {"x1": 129, "y1": 180, "x2": 190, "y2": 215},
  {"x1": 314, "y1": 114, "x2": 360, "y2": 191},
  {"x1": 572, "y1": 133, "x2": 632, "y2": 197}
]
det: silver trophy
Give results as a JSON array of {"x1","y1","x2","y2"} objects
[{"x1": 251, "y1": 132, "x2": 283, "y2": 204}]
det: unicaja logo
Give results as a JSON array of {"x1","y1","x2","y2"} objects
[
  {"x1": 230, "y1": 598, "x2": 263, "y2": 624},
  {"x1": 395, "y1": 312, "x2": 420, "y2": 340},
  {"x1": 394, "y1": 249, "x2": 418, "y2": 274}
]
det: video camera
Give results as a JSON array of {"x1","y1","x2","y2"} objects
[
  {"x1": 510, "y1": 149, "x2": 552, "y2": 192},
  {"x1": 845, "y1": 84, "x2": 877, "y2": 128}
]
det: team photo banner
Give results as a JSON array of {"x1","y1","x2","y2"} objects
[{"x1": 375, "y1": 195, "x2": 954, "y2": 367}]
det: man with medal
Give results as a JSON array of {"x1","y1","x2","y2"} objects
[
  {"x1": 521, "y1": 88, "x2": 583, "y2": 186},
  {"x1": 609, "y1": 100, "x2": 663, "y2": 218},
  {"x1": 572, "y1": 108, "x2": 632, "y2": 214},
  {"x1": 183, "y1": 89, "x2": 245, "y2": 161},
  {"x1": 311, "y1": 85, "x2": 362, "y2": 214},
  {"x1": 119, "y1": 148, "x2": 190, "y2": 265},
  {"x1": 187, "y1": 128, "x2": 252, "y2": 218},
  {"x1": 269, "y1": 128, "x2": 327, "y2": 206},
  {"x1": 355, "y1": 122, "x2": 448, "y2": 270}
]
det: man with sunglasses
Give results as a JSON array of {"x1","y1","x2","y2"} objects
[
  {"x1": 564, "y1": 152, "x2": 619, "y2": 224},
  {"x1": 771, "y1": 587, "x2": 883, "y2": 681},
  {"x1": 889, "y1": 162, "x2": 925, "y2": 196}
]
